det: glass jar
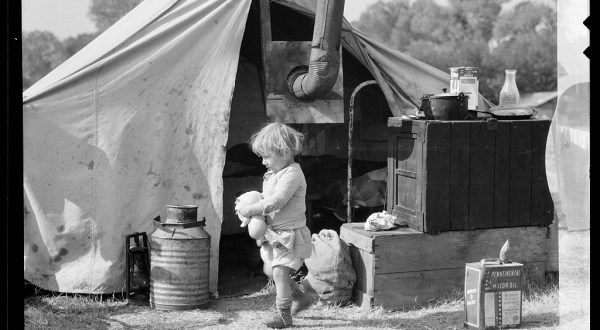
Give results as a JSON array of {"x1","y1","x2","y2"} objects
[{"x1": 499, "y1": 69, "x2": 520, "y2": 106}]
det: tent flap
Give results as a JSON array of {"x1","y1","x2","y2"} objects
[{"x1": 24, "y1": 0, "x2": 252, "y2": 294}]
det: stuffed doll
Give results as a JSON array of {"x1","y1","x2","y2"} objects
[{"x1": 235, "y1": 191, "x2": 267, "y2": 240}]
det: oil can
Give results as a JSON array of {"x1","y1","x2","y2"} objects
[{"x1": 464, "y1": 259, "x2": 523, "y2": 329}]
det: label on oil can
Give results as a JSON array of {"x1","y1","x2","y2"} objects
[
  {"x1": 464, "y1": 262, "x2": 523, "y2": 329},
  {"x1": 484, "y1": 292, "x2": 495, "y2": 325},
  {"x1": 501, "y1": 291, "x2": 521, "y2": 325}
]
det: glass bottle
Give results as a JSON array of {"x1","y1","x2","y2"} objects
[{"x1": 499, "y1": 69, "x2": 520, "y2": 107}]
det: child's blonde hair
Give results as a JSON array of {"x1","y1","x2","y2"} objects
[{"x1": 249, "y1": 122, "x2": 304, "y2": 159}]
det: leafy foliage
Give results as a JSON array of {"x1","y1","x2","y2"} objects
[
  {"x1": 488, "y1": 2, "x2": 557, "y2": 95},
  {"x1": 407, "y1": 0, "x2": 452, "y2": 44},
  {"x1": 356, "y1": 0, "x2": 411, "y2": 47},
  {"x1": 22, "y1": 31, "x2": 68, "y2": 90},
  {"x1": 89, "y1": 0, "x2": 144, "y2": 32},
  {"x1": 354, "y1": 0, "x2": 557, "y2": 104},
  {"x1": 63, "y1": 32, "x2": 101, "y2": 58}
]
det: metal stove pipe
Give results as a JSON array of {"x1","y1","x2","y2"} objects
[{"x1": 287, "y1": 0, "x2": 345, "y2": 100}]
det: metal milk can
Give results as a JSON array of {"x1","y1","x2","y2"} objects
[{"x1": 149, "y1": 205, "x2": 211, "y2": 310}]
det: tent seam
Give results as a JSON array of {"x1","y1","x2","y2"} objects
[{"x1": 88, "y1": 63, "x2": 104, "y2": 292}]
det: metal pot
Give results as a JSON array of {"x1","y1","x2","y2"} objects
[{"x1": 422, "y1": 92, "x2": 469, "y2": 120}]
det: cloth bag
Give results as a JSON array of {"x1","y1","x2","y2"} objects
[{"x1": 302, "y1": 229, "x2": 356, "y2": 305}]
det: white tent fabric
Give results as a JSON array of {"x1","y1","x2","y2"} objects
[
  {"x1": 24, "y1": 0, "x2": 252, "y2": 294},
  {"x1": 24, "y1": 0, "x2": 492, "y2": 294}
]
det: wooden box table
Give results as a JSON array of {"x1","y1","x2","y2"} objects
[
  {"x1": 340, "y1": 223, "x2": 550, "y2": 311},
  {"x1": 387, "y1": 117, "x2": 554, "y2": 233}
]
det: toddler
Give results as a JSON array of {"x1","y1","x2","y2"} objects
[{"x1": 235, "y1": 122, "x2": 313, "y2": 328}]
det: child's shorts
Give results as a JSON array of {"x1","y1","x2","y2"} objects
[{"x1": 260, "y1": 242, "x2": 304, "y2": 272}]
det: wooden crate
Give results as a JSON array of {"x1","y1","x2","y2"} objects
[
  {"x1": 387, "y1": 117, "x2": 554, "y2": 233},
  {"x1": 340, "y1": 223, "x2": 551, "y2": 311}
]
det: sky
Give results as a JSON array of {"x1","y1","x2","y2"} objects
[
  {"x1": 21, "y1": 0, "x2": 382, "y2": 39},
  {"x1": 21, "y1": 0, "x2": 98, "y2": 39}
]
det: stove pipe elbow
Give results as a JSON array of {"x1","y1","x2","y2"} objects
[{"x1": 287, "y1": 0, "x2": 345, "y2": 101}]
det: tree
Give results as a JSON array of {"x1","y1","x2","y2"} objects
[
  {"x1": 355, "y1": 0, "x2": 557, "y2": 104},
  {"x1": 405, "y1": 0, "x2": 452, "y2": 45},
  {"x1": 486, "y1": 2, "x2": 557, "y2": 97},
  {"x1": 354, "y1": 0, "x2": 410, "y2": 48},
  {"x1": 63, "y1": 32, "x2": 100, "y2": 58},
  {"x1": 446, "y1": 0, "x2": 505, "y2": 41},
  {"x1": 88, "y1": 0, "x2": 143, "y2": 32},
  {"x1": 22, "y1": 31, "x2": 68, "y2": 90}
]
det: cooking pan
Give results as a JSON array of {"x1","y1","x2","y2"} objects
[
  {"x1": 420, "y1": 92, "x2": 469, "y2": 120},
  {"x1": 489, "y1": 106, "x2": 536, "y2": 119}
]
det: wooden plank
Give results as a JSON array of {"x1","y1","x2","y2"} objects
[
  {"x1": 396, "y1": 133, "x2": 420, "y2": 226},
  {"x1": 348, "y1": 246, "x2": 375, "y2": 295},
  {"x1": 371, "y1": 226, "x2": 548, "y2": 274},
  {"x1": 531, "y1": 120, "x2": 554, "y2": 225},
  {"x1": 493, "y1": 121, "x2": 511, "y2": 227},
  {"x1": 509, "y1": 121, "x2": 533, "y2": 226},
  {"x1": 371, "y1": 262, "x2": 545, "y2": 311},
  {"x1": 340, "y1": 223, "x2": 422, "y2": 254},
  {"x1": 266, "y1": 98, "x2": 344, "y2": 123},
  {"x1": 468, "y1": 122, "x2": 495, "y2": 229},
  {"x1": 373, "y1": 268, "x2": 465, "y2": 310},
  {"x1": 449, "y1": 122, "x2": 471, "y2": 230},
  {"x1": 387, "y1": 133, "x2": 396, "y2": 215},
  {"x1": 369, "y1": 262, "x2": 546, "y2": 311},
  {"x1": 352, "y1": 288, "x2": 374, "y2": 309},
  {"x1": 341, "y1": 223, "x2": 548, "y2": 274},
  {"x1": 341, "y1": 224, "x2": 373, "y2": 253},
  {"x1": 423, "y1": 122, "x2": 452, "y2": 232}
]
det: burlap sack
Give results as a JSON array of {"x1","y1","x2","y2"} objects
[{"x1": 302, "y1": 229, "x2": 356, "y2": 305}]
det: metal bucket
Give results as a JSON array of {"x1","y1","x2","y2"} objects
[{"x1": 149, "y1": 205, "x2": 211, "y2": 310}]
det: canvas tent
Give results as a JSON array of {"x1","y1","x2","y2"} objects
[{"x1": 23, "y1": 0, "x2": 492, "y2": 295}]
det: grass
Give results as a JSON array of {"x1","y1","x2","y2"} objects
[
  {"x1": 24, "y1": 275, "x2": 560, "y2": 330},
  {"x1": 24, "y1": 228, "x2": 587, "y2": 330}
]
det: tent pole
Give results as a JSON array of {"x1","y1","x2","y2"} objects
[
  {"x1": 347, "y1": 80, "x2": 378, "y2": 223},
  {"x1": 259, "y1": 0, "x2": 272, "y2": 94}
]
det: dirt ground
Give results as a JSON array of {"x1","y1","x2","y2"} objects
[
  {"x1": 41, "y1": 227, "x2": 581, "y2": 330},
  {"x1": 24, "y1": 203, "x2": 588, "y2": 329}
]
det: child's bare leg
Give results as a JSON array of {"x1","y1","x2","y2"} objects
[
  {"x1": 272, "y1": 266, "x2": 292, "y2": 300},
  {"x1": 263, "y1": 265, "x2": 293, "y2": 328}
]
